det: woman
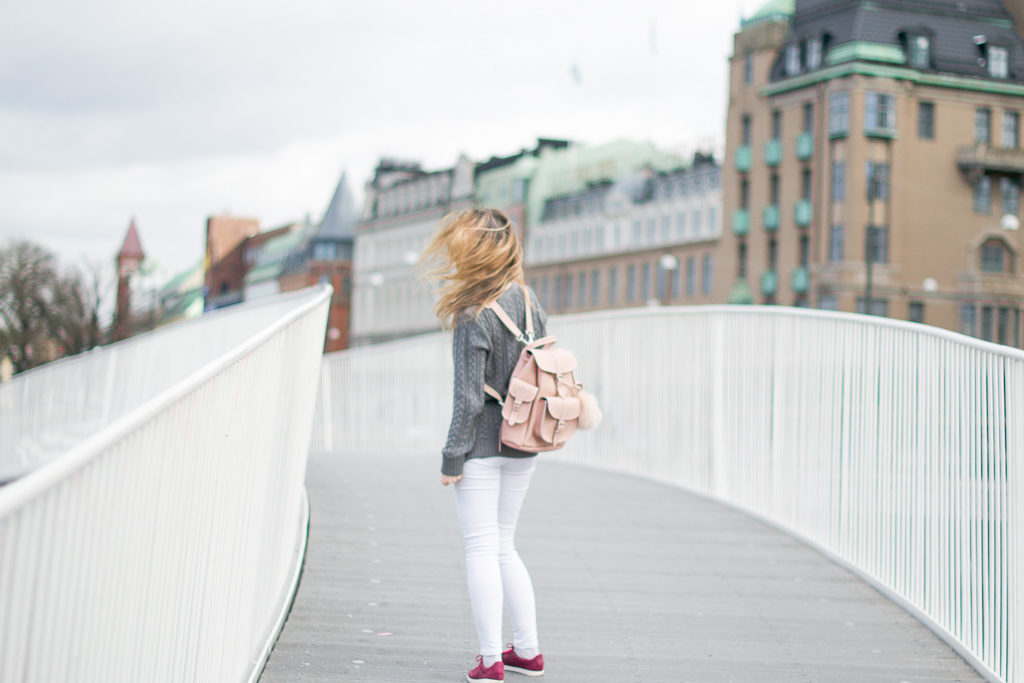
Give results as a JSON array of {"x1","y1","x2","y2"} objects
[{"x1": 423, "y1": 208, "x2": 547, "y2": 682}]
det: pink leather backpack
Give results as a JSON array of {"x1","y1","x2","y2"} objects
[{"x1": 483, "y1": 285, "x2": 601, "y2": 453}]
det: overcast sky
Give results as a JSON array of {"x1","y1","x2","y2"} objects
[{"x1": 1, "y1": 0, "x2": 760, "y2": 281}]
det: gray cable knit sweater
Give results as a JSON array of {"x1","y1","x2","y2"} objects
[{"x1": 441, "y1": 284, "x2": 548, "y2": 476}]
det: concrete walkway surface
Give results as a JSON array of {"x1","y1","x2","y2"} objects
[{"x1": 260, "y1": 451, "x2": 981, "y2": 683}]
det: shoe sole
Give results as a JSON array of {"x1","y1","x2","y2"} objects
[
  {"x1": 466, "y1": 676, "x2": 503, "y2": 682},
  {"x1": 504, "y1": 664, "x2": 544, "y2": 676}
]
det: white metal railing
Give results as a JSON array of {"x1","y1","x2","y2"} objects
[
  {"x1": 313, "y1": 305, "x2": 1023, "y2": 683},
  {"x1": 0, "y1": 285, "x2": 331, "y2": 682}
]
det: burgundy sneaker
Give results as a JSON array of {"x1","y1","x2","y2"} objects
[
  {"x1": 466, "y1": 655, "x2": 504, "y2": 682},
  {"x1": 502, "y1": 646, "x2": 545, "y2": 676}
]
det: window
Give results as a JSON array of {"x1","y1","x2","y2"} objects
[
  {"x1": 641, "y1": 263, "x2": 651, "y2": 300},
  {"x1": 702, "y1": 254, "x2": 713, "y2": 295},
  {"x1": 866, "y1": 162, "x2": 890, "y2": 201},
  {"x1": 786, "y1": 43, "x2": 801, "y2": 76},
  {"x1": 662, "y1": 215, "x2": 671, "y2": 240},
  {"x1": 1004, "y1": 111, "x2": 1019, "y2": 149},
  {"x1": 803, "y1": 102, "x2": 814, "y2": 133},
  {"x1": 686, "y1": 256, "x2": 696, "y2": 297},
  {"x1": 565, "y1": 274, "x2": 574, "y2": 309},
  {"x1": 990, "y1": 46, "x2": 1009, "y2": 78},
  {"x1": 910, "y1": 35, "x2": 930, "y2": 69},
  {"x1": 772, "y1": 110, "x2": 782, "y2": 140},
  {"x1": 819, "y1": 294, "x2": 838, "y2": 310},
  {"x1": 998, "y1": 307, "x2": 1011, "y2": 344},
  {"x1": 981, "y1": 305, "x2": 994, "y2": 341},
  {"x1": 802, "y1": 169, "x2": 812, "y2": 199},
  {"x1": 591, "y1": 269, "x2": 600, "y2": 305},
  {"x1": 974, "y1": 176, "x2": 992, "y2": 213},
  {"x1": 961, "y1": 303, "x2": 976, "y2": 335},
  {"x1": 738, "y1": 242, "x2": 748, "y2": 278},
  {"x1": 647, "y1": 218, "x2": 656, "y2": 242},
  {"x1": 908, "y1": 301, "x2": 925, "y2": 324},
  {"x1": 829, "y1": 224, "x2": 844, "y2": 262},
  {"x1": 627, "y1": 264, "x2": 636, "y2": 302},
  {"x1": 672, "y1": 266, "x2": 681, "y2": 297},
  {"x1": 677, "y1": 211, "x2": 686, "y2": 236},
  {"x1": 578, "y1": 272, "x2": 586, "y2": 308},
  {"x1": 614, "y1": 223, "x2": 622, "y2": 247},
  {"x1": 693, "y1": 209, "x2": 701, "y2": 233},
  {"x1": 740, "y1": 179, "x2": 750, "y2": 208},
  {"x1": 832, "y1": 161, "x2": 846, "y2": 200},
  {"x1": 980, "y1": 239, "x2": 1009, "y2": 272},
  {"x1": 554, "y1": 275, "x2": 563, "y2": 310},
  {"x1": 608, "y1": 267, "x2": 618, "y2": 304},
  {"x1": 1002, "y1": 177, "x2": 1020, "y2": 216},
  {"x1": 867, "y1": 225, "x2": 889, "y2": 263},
  {"x1": 742, "y1": 115, "x2": 752, "y2": 145},
  {"x1": 709, "y1": 207, "x2": 717, "y2": 233},
  {"x1": 799, "y1": 234, "x2": 810, "y2": 267},
  {"x1": 770, "y1": 174, "x2": 780, "y2": 206},
  {"x1": 633, "y1": 220, "x2": 642, "y2": 244},
  {"x1": 918, "y1": 101, "x2": 934, "y2": 139},
  {"x1": 865, "y1": 92, "x2": 896, "y2": 131},
  {"x1": 976, "y1": 108, "x2": 992, "y2": 144},
  {"x1": 744, "y1": 50, "x2": 753, "y2": 85},
  {"x1": 541, "y1": 277, "x2": 550, "y2": 308},
  {"x1": 828, "y1": 92, "x2": 849, "y2": 135},
  {"x1": 768, "y1": 238, "x2": 778, "y2": 270},
  {"x1": 806, "y1": 39, "x2": 822, "y2": 70},
  {"x1": 856, "y1": 298, "x2": 889, "y2": 316}
]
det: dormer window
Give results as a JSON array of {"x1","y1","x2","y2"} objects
[
  {"x1": 910, "y1": 35, "x2": 930, "y2": 69},
  {"x1": 990, "y1": 46, "x2": 1009, "y2": 78},
  {"x1": 785, "y1": 44, "x2": 801, "y2": 76},
  {"x1": 806, "y1": 38, "x2": 822, "y2": 70}
]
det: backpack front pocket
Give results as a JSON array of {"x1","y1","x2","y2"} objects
[
  {"x1": 536, "y1": 396, "x2": 581, "y2": 445},
  {"x1": 502, "y1": 377, "x2": 538, "y2": 426}
]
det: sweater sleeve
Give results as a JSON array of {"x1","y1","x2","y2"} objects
[{"x1": 441, "y1": 314, "x2": 491, "y2": 476}]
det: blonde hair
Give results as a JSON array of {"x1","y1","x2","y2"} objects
[{"x1": 421, "y1": 208, "x2": 524, "y2": 328}]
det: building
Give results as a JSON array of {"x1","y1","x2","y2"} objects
[
  {"x1": 351, "y1": 155, "x2": 476, "y2": 345},
  {"x1": 525, "y1": 154, "x2": 722, "y2": 313},
  {"x1": 720, "y1": 0, "x2": 1024, "y2": 346},
  {"x1": 278, "y1": 172, "x2": 357, "y2": 353},
  {"x1": 203, "y1": 215, "x2": 260, "y2": 311},
  {"x1": 113, "y1": 219, "x2": 145, "y2": 341},
  {"x1": 242, "y1": 222, "x2": 313, "y2": 302}
]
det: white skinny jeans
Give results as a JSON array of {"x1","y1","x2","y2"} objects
[{"x1": 453, "y1": 456, "x2": 539, "y2": 658}]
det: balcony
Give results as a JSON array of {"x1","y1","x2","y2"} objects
[
  {"x1": 796, "y1": 132, "x2": 814, "y2": 160},
  {"x1": 792, "y1": 267, "x2": 810, "y2": 294},
  {"x1": 795, "y1": 199, "x2": 812, "y2": 227},
  {"x1": 957, "y1": 144, "x2": 1024, "y2": 178},
  {"x1": 764, "y1": 140, "x2": 782, "y2": 167},
  {"x1": 761, "y1": 270, "x2": 778, "y2": 297},
  {"x1": 732, "y1": 209, "x2": 750, "y2": 236},
  {"x1": 763, "y1": 204, "x2": 780, "y2": 232},
  {"x1": 735, "y1": 145, "x2": 752, "y2": 172}
]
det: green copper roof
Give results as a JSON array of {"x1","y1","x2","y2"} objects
[
  {"x1": 743, "y1": 0, "x2": 793, "y2": 27},
  {"x1": 245, "y1": 225, "x2": 311, "y2": 285}
]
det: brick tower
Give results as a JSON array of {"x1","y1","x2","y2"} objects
[{"x1": 113, "y1": 219, "x2": 145, "y2": 341}]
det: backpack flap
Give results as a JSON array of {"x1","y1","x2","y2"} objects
[
  {"x1": 502, "y1": 377, "x2": 538, "y2": 426},
  {"x1": 537, "y1": 396, "x2": 581, "y2": 445},
  {"x1": 529, "y1": 348, "x2": 577, "y2": 375}
]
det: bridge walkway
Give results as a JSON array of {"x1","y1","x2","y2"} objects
[{"x1": 261, "y1": 452, "x2": 981, "y2": 682}]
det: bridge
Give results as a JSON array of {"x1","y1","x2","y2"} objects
[{"x1": 0, "y1": 285, "x2": 1020, "y2": 682}]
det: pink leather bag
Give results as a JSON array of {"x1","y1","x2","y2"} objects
[{"x1": 483, "y1": 285, "x2": 601, "y2": 453}]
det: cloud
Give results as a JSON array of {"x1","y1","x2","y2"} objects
[{"x1": 0, "y1": 0, "x2": 740, "y2": 275}]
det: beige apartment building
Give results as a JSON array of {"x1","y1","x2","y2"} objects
[{"x1": 721, "y1": 0, "x2": 1024, "y2": 347}]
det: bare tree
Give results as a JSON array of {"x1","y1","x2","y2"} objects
[{"x1": 0, "y1": 240, "x2": 109, "y2": 375}]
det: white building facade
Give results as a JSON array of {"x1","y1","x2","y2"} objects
[
  {"x1": 526, "y1": 156, "x2": 723, "y2": 312},
  {"x1": 351, "y1": 155, "x2": 475, "y2": 345}
]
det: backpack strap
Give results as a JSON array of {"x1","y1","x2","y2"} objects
[
  {"x1": 486, "y1": 283, "x2": 535, "y2": 344},
  {"x1": 483, "y1": 284, "x2": 535, "y2": 405},
  {"x1": 483, "y1": 384, "x2": 504, "y2": 404}
]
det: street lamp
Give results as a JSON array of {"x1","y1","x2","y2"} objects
[{"x1": 658, "y1": 254, "x2": 679, "y2": 306}]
